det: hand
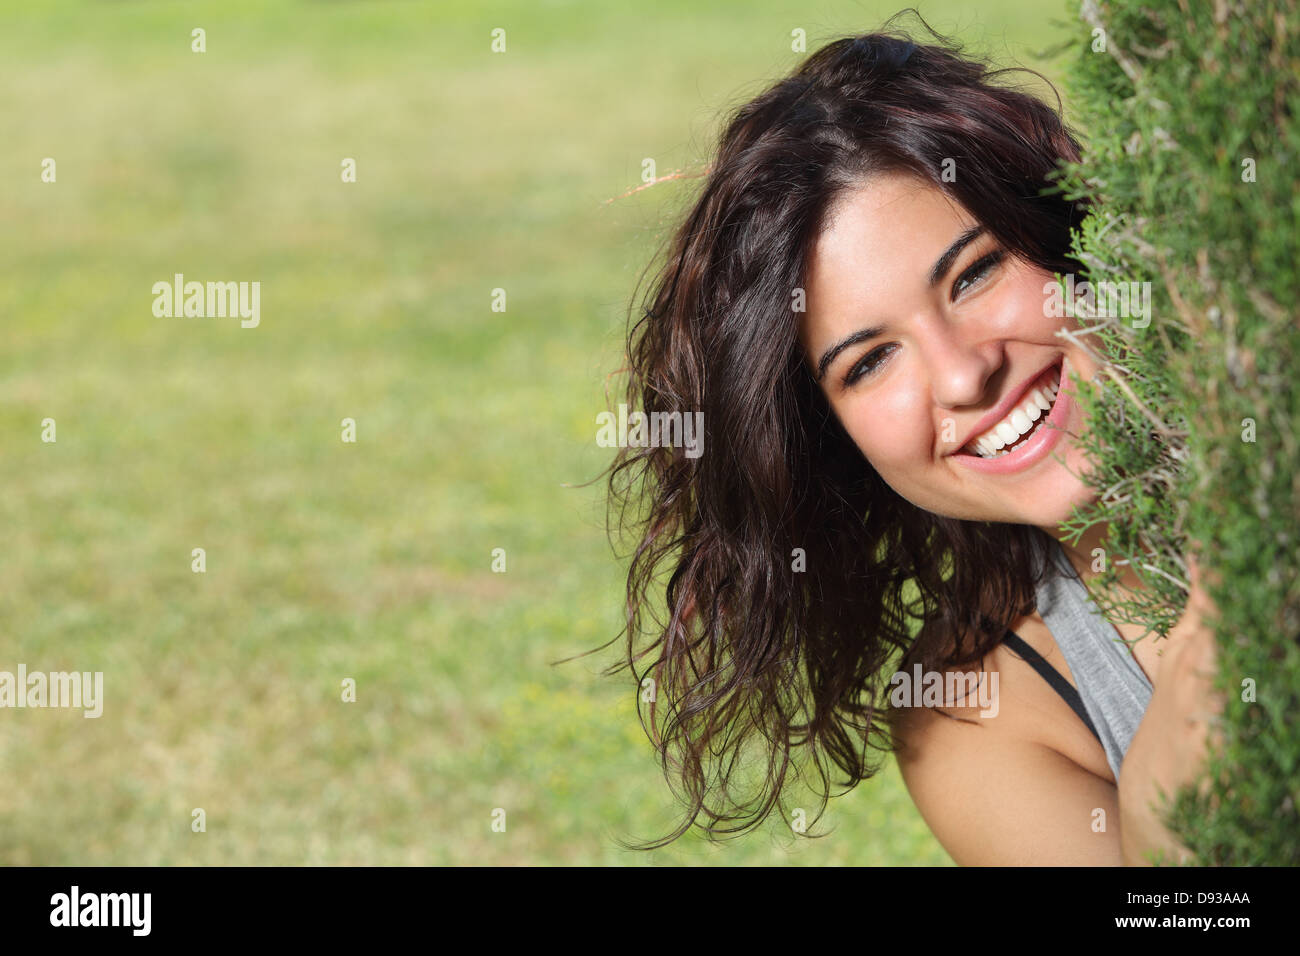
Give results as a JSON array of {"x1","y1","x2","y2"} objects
[
  {"x1": 1154, "y1": 552, "x2": 1226, "y2": 785},
  {"x1": 1118, "y1": 551, "x2": 1226, "y2": 865},
  {"x1": 1158, "y1": 553, "x2": 1221, "y2": 685}
]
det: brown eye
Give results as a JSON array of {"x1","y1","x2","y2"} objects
[
  {"x1": 843, "y1": 343, "x2": 898, "y2": 387},
  {"x1": 952, "y1": 249, "x2": 1006, "y2": 300}
]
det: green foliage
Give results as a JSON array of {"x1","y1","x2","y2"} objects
[{"x1": 1054, "y1": 0, "x2": 1300, "y2": 863}]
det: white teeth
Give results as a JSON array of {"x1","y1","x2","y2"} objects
[{"x1": 964, "y1": 371, "x2": 1062, "y2": 458}]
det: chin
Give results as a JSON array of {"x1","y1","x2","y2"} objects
[
  {"x1": 1013, "y1": 462, "x2": 1097, "y2": 528},
  {"x1": 905, "y1": 456, "x2": 1098, "y2": 527}
]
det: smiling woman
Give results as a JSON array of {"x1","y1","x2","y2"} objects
[
  {"x1": 800, "y1": 174, "x2": 1099, "y2": 526},
  {"x1": 603, "y1": 15, "x2": 1215, "y2": 866}
]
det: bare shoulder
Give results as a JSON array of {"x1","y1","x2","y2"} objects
[{"x1": 886, "y1": 620, "x2": 1120, "y2": 865}]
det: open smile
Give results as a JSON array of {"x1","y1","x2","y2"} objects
[{"x1": 948, "y1": 357, "x2": 1075, "y2": 475}]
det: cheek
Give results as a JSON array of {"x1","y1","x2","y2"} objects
[
  {"x1": 991, "y1": 266, "x2": 1061, "y2": 336},
  {"x1": 838, "y1": 376, "x2": 933, "y2": 475}
]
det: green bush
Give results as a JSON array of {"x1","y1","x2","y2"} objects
[{"x1": 1053, "y1": 0, "x2": 1299, "y2": 863}]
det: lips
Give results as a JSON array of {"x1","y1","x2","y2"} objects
[
  {"x1": 948, "y1": 355, "x2": 1077, "y2": 475},
  {"x1": 951, "y1": 361, "x2": 1060, "y2": 463}
]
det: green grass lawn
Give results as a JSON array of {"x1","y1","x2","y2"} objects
[{"x1": 0, "y1": 0, "x2": 1070, "y2": 864}]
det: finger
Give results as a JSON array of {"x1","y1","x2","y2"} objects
[{"x1": 1183, "y1": 539, "x2": 1222, "y2": 594}]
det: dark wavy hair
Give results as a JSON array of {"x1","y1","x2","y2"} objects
[{"x1": 603, "y1": 14, "x2": 1089, "y2": 848}]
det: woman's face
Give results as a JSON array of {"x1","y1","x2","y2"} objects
[{"x1": 799, "y1": 172, "x2": 1100, "y2": 530}]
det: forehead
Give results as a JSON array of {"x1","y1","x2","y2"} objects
[{"x1": 803, "y1": 173, "x2": 975, "y2": 335}]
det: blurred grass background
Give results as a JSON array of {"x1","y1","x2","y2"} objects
[{"x1": 0, "y1": 0, "x2": 1071, "y2": 864}]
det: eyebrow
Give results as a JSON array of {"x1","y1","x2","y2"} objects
[{"x1": 814, "y1": 225, "x2": 987, "y2": 382}]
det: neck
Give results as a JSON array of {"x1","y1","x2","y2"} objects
[{"x1": 1042, "y1": 521, "x2": 1146, "y2": 597}]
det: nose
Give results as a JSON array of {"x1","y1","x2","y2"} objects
[{"x1": 916, "y1": 316, "x2": 1003, "y2": 410}]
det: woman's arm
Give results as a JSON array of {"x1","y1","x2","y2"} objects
[
  {"x1": 1116, "y1": 558, "x2": 1224, "y2": 865},
  {"x1": 894, "y1": 562, "x2": 1224, "y2": 866}
]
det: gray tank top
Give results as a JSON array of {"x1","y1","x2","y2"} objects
[{"x1": 1032, "y1": 536, "x2": 1153, "y2": 779}]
